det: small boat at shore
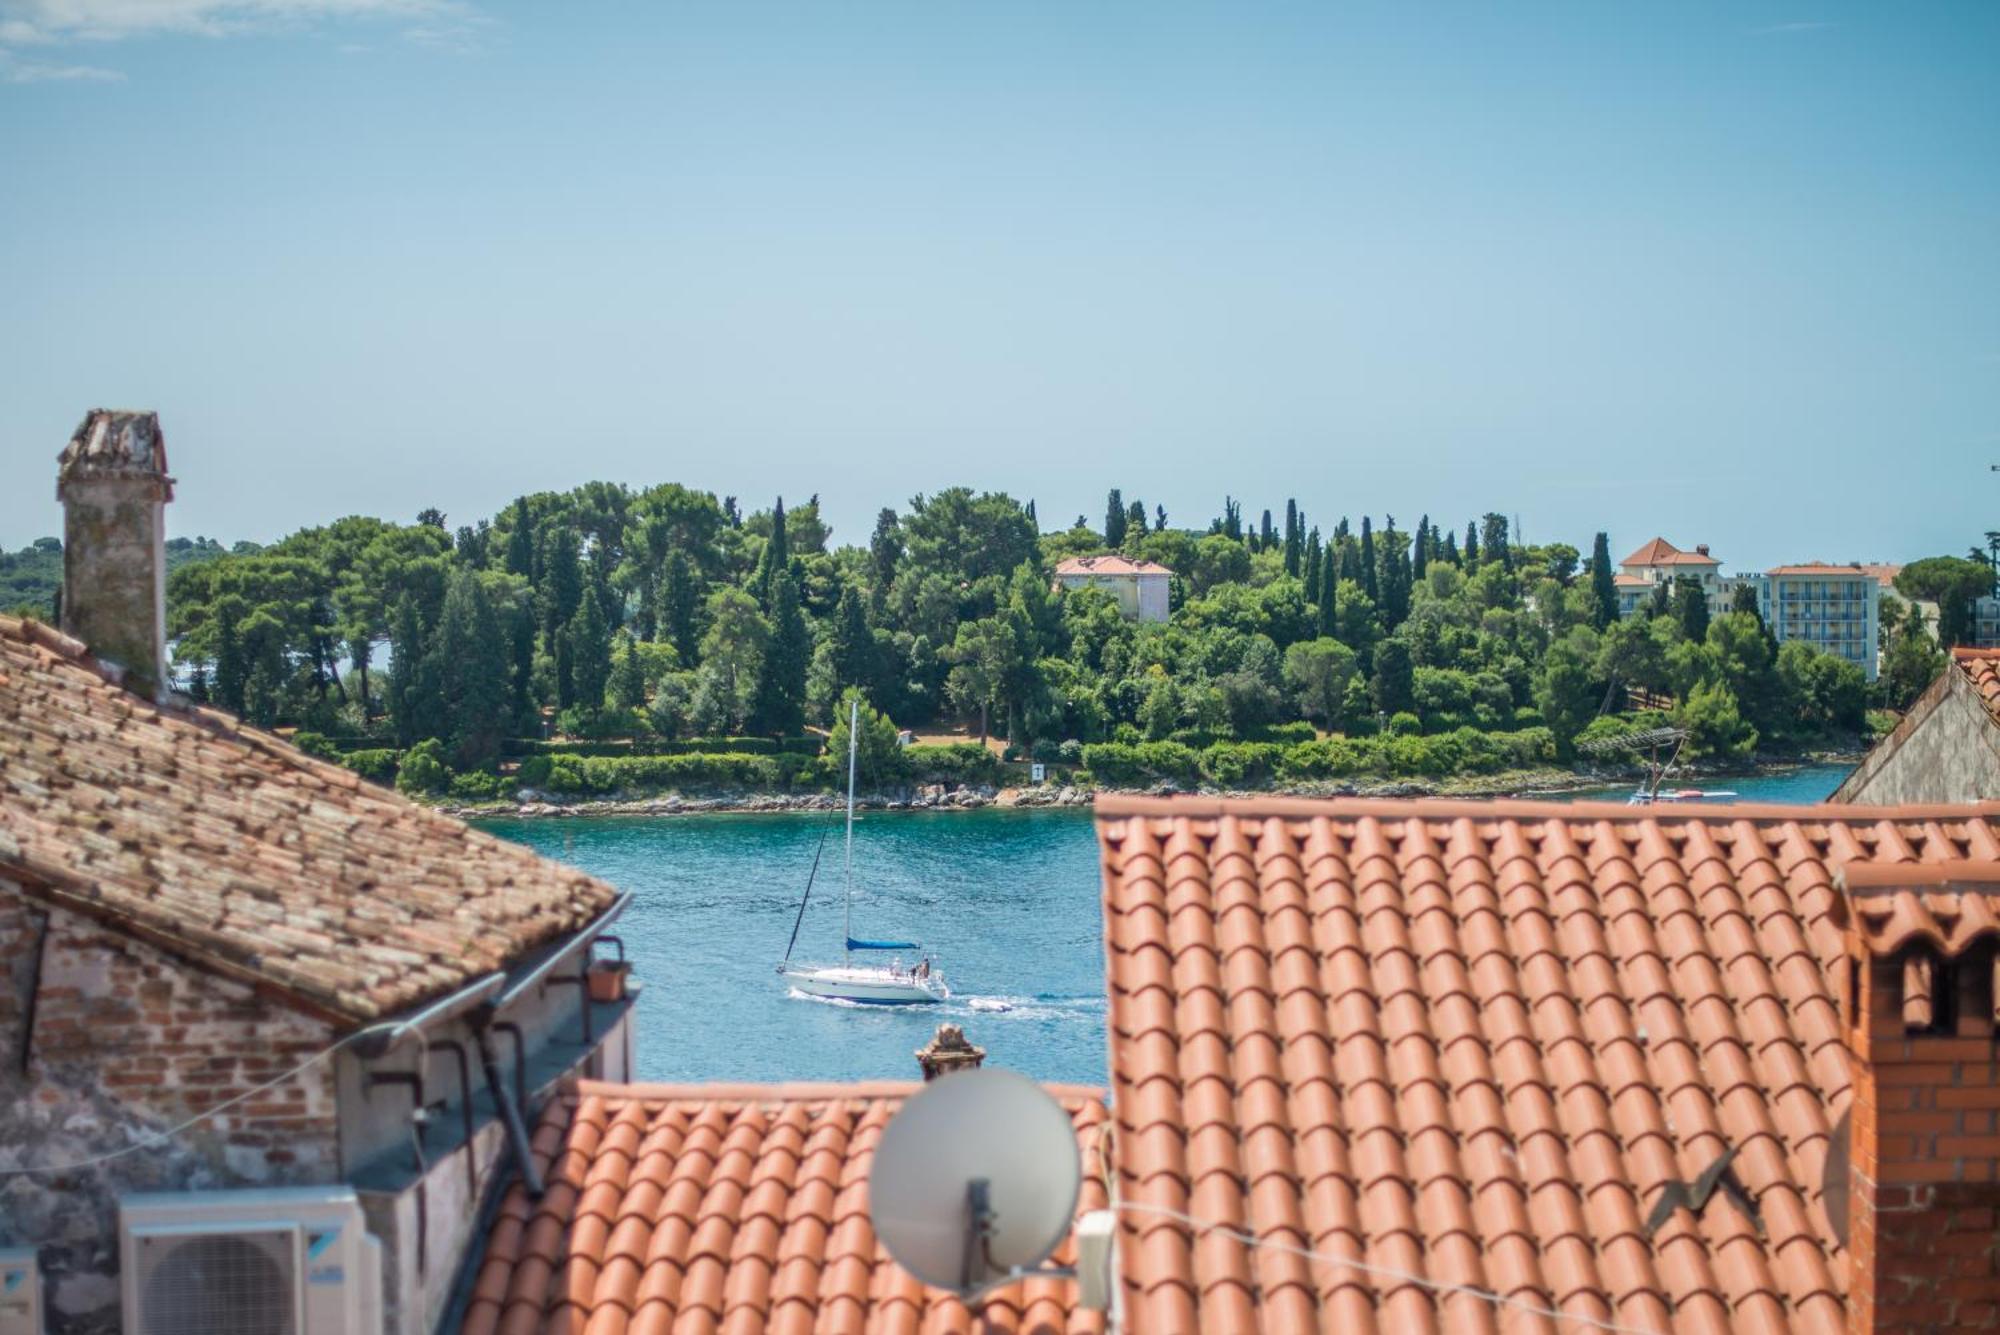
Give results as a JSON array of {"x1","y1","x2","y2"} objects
[
  {"x1": 1627, "y1": 787, "x2": 1740, "y2": 806},
  {"x1": 776, "y1": 700, "x2": 947, "y2": 1006}
]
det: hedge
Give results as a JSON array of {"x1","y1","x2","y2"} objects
[
  {"x1": 1084, "y1": 728, "x2": 1558, "y2": 786},
  {"x1": 339, "y1": 749, "x2": 400, "y2": 784},
  {"x1": 534, "y1": 751, "x2": 829, "y2": 796},
  {"x1": 902, "y1": 743, "x2": 1001, "y2": 784},
  {"x1": 503, "y1": 735, "x2": 823, "y2": 759}
]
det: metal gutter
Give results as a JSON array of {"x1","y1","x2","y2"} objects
[{"x1": 349, "y1": 970, "x2": 508, "y2": 1059}]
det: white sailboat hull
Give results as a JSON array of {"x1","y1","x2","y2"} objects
[{"x1": 780, "y1": 964, "x2": 948, "y2": 1006}]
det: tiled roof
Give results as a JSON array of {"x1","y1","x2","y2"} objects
[
  {"x1": 463, "y1": 1080, "x2": 1110, "y2": 1335},
  {"x1": 1055, "y1": 555, "x2": 1172, "y2": 577},
  {"x1": 1766, "y1": 564, "x2": 1866, "y2": 577},
  {"x1": 1619, "y1": 538, "x2": 1681, "y2": 566},
  {"x1": 1858, "y1": 563, "x2": 1901, "y2": 590},
  {"x1": 1954, "y1": 647, "x2": 2000, "y2": 726},
  {"x1": 1612, "y1": 574, "x2": 1649, "y2": 588},
  {"x1": 1652, "y1": 551, "x2": 1719, "y2": 567},
  {"x1": 0, "y1": 614, "x2": 618, "y2": 1024},
  {"x1": 1094, "y1": 793, "x2": 2000, "y2": 1335}
]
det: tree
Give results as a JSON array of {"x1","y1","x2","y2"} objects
[
  {"x1": 1673, "y1": 577, "x2": 1710, "y2": 642},
  {"x1": 828, "y1": 584, "x2": 877, "y2": 697},
  {"x1": 827, "y1": 688, "x2": 905, "y2": 787},
  {"x1": 1897, "y1": 556, "x2": 1991, "y2": 647},
  {"x1": 1413, "y1": 516, "x2": 1430, "y2": 582},
  {"x1": 386, "y1": 593, "x2": 443, "y2": 747},
  {"x1": 947, "y1": 615, "x2": 1022, "y2": 740},
  {"x1": 435, "y1": 569, "x2": 510, "y2": 766},
  {"x1": 755, "y1": 497, "x2": 791, "y2": 606},
  {"x1": 611, "y1": 632, "x2": 647, "y2": 712},
  {"x1": 1126, "y1": 499, "x2": 1149, "y2": 538},
  {"x1": 1480, "y1": 514, "x2": 1512, "y2": 571},
  {"x1": 870, "y1": 508, "x2": 901, "y2": 594},
  {"x1": 1155, "y1": 503, "x2": 1168, "y2": 532},
  {"x1": 1283, "y1": 499, "x2": 1302, "y2": 577},
  {"x1": 1878, "y1": 607, "x2": 1946, "y2": 709},
  {"x1": 692, "y1": 588, "x2": 769, "y2": 733},
  {"x1": 1315, "y1": 554, "x2": 1338, "y2": 639},
  {"x1": 659, "y1": 550, "x2": 700, "y2": 667},
  {"x1": 1679, "y1": 678, "x2": 1757, "y2": 762},
  {"x1": 1589, "y1": 533, "x2": 1618, "y2": 629},
  {"x1": 1104, "y1": 489, "x2": 1128, "y2": 548},
  {"x1": 1534, "y1": 627, "x2": 1600, "y2": 755},
  {"x1": 1304, "y1": 527, "x2": 1322, "y2": 595},
  {"x1": 1376, "y1": 519, "x2": 1411, "y2": 629},
  {"x1": 504, "y1": 499, "x2": 535, "y2": 578},
  {"x1": 1776, "y1": 641, "x2": 1866, "y2": 734},
  {"x1": 751, "y1": 572, "x2": 810, "y2": 735},
  {"x1": 1464, "y1": 521, "x2": 1480, "y2": 569},
  {"x1": 539, "y1": 527, "x2": 583, "y2": 644},
  {"x1": 1283, "y1": 638, "x2": 1357, "y2": 729},
  {"x1": 566, "y1": 586, "x2": 614, "y2": 713},
  {"x1": 1730, "y1": 583, "x2": 1761, "y2": 618},
  {"x1": 1370, "y1": 638, "x2": 1415, "y2": 717},
  {"x1": 1360, "y1": 517, "x2": 1379, "y2": 602}
]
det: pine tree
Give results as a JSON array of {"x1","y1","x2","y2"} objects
[
  {"x1": 1104, "y1": 489, "x2": 1127, "y2": 547},
  {"x1": 752, "y1": 571, "x2": 809, "y2": 735},
  {"x1": 1412, "y1": 516, "x2": 1430, "y2": 581},
  {"x1": 540, "y1": 527, "x2": 582, "y2": 644},
  {"x1": 1590, "y1": 532, "x2": 1619, "y2": 629},
  {"x1": 611, "y1": 631, "x2": 647, "y2": 711},
  {"x1": 660, "y1": 550, "x2": 699, "y2": 667},
  {"x1": 1731, "y1": 583, "x2": 1762, "y2": 619},
  {"x1": 1464, "y1": 521, "x2": 1480, "y2": 569},
  {"x1": 567, "y1": 586, "x2": 614, "y2": 712},
  {"x1": 1360, "y1": 517, "x2": 1379, "y2": 602},
  {"x1": 436, "y1": 569, "x2": 510, "y2": 767}
]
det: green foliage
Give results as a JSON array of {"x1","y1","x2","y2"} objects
[
  {"x1": 1679, "y1": 679, "x2": 1757, "y2": 761},
  {"x1": 826, "y1": 689, "x2": 906, "y2": 787},
  {"x1": 1897, "y1": 556, "x2": 1991, "y2": 647},
  {"x1": 395, "y1": 738, "x2": 451, "y2": 794},
  {"x1": 340, "y1": 748, "x2": 400, "y2": 784}
]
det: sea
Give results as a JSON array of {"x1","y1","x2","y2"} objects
[{"x1": 477, "y1": 761, "x2": 1854, "y2": 1088}]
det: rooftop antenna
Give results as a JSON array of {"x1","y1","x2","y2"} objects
[{"x1": 870, "y1": 1068, "x2": 1084, "y2": 1299}]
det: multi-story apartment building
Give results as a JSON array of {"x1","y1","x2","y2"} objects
[{"x1": 1740, "y1": 564, "x2": 1881, "y2": 680}]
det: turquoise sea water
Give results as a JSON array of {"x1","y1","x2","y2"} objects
[{"x1": 477, "y1": 761, "x2": 1853, "y2": 1087}]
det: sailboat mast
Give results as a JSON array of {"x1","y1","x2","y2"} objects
[{"x1": 843, "y1": 697, "x2": 857, "y2": 963}]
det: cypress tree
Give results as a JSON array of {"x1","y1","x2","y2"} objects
[
  {"x1": 1443, "y1": 528, "x2": 1460, "y2": 566},
  {"x1": 1412, "y1": 516, "x2": 1430, "y2": 581},
  {"x1": 1304, "y1": 527, "x2": 1322, "y2": 594},
  {"x1": 870, "y1": 508, "x2": 901, "y2": 593},
  {"x1": 1104, "y1": 489, "x2": 1127, "y2": 547},
  {"x1": 555, "y1": 630, "x2": 575, "y2": 708},
  {"x1": 1464, "y1": 521, "x2": 1480, "y2": 569},
  {"x1": 1731, "y1": 582, "x2": 1762, "y2": 619},
  {"x1": 1673, "y1": 577, "x2": 1710, "y2": 642},
  {"x1": 436, "y1": 569, "x2": 510, "y2": 767},
  {"x1": 1589, "y1": 532, "x2": 1619, "y2": 629},
  {"x1": 1316, "y1": 552, "x2": 1338, "y2": 638},
  {"x1": 1025, "y1": 498, "x2": 1038, "y2": 528},
  {"x1": 829, "y1": 584, "x2": 876, "y2": 694},
  {"x1": 660, "y1": 550, "x2": 699, "y2": 667},
  {"x1": 757, "y1": 497, "x2": 791, "y2": 605},
  {"x1": 1377, "y1": 520, "x2": 1412, "y2": 629},
  {"x1": 1480, "y1": 514, "x2": 1513, "y2": 571},
  {"x1": 504, "y1": 498, "x2": 535, "y2": 578},
  {"x1": 1259, "y1": 509, "x2": 1276, "y2": 552},
  {"x1": 214, "y1": 600, "x2": 249, "y2": 715},
  {"x1": 1127, "y1": 499, "x2": 1148, "y2": 537},
  {"x1": 752, "y1": 572, "x2": 810, "y2": 735},
  {"x1": 1283, "y1": 500, "x2": 1302, "y2": 577},
  {"x1": 540, "y1": 527, "x2": 582, "y2": 644},
  {"x1": 1222, "y1": 498, "x2": 1242, "y2": 542},
  {"x1": 567, "y1": 586, "x2": 614, "y2": 712},
  {"x1": 509, "y1": 601, "x2": 537, "y2": 730},
  {"x1": 387, "y1": 593, "x2": 443, "y2": 746},
  {"x1": 1155, "y1": 503, "x2": 1167, "y2": 532},
  {"x1": 1371, "y1": 639, "x2": 1415, "y2": 717},
  {"x1": 1360, "y1": 517, "x2": 1379, "y2": 602},
  {"x1": 1648, "y1": 581, "x2": 1671, "y2": 619}
]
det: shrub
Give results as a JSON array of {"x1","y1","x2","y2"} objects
[
  {"x1": 448, "y1": 770, "x2": 513, "y2": 801},
  {"x1": 291, "y1": 730, "x2": 336, "y2": 759},
  {"x1": 904, "y1": 743, "x2": 1001, "y2": 784},
  {"x1": 1387, "y1": 712, "x2": 1422, "y2": 737},
  {"x1": 395, "y1": 739, "x2": 450, "y2": 795},
  {"x1": 515, "y1": 755, "x2": 554, "y2": 789},
  {"x1": 1057, "y1": 738, "x2": 1084, "y2": 764},
  {"x1": 1199, "y1": 742, "x2": 1285, "y2": 787},
  {"x1": 341, "y1": 748, "x2": 400, "y2": 785}
]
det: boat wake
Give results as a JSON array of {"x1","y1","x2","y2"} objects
[
  {"x1": 786, "y1": 987, "x2": 868, "y2": 1009},
  {"x1": 953, "y1": 993, "x2": 1104, "y2": 1023}
]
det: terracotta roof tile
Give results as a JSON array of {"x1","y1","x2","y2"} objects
[
  {"x1": 1095, "y1": 793, "x2": 2000, "y2": 1335},
  {"x1": 463, "y1": 1081, "x2": 1111, "y2": 1335},
  {"x1": 1054, "y1": 556, "x2": 1172, "y2": 577},
  {"x1": 0, "y1": 612, "x2": 618, "y2": 1023},
  {"x1": 1953, "y1": 648, "x2": 2000, "y2": 727},
  {"x1": 1765, "y1": 564, "x2": 1869, "y2": 577}
]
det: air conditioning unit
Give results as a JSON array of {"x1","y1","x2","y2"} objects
[
  {"x1": 0, "y1": 1248, "x2": 40, "y2": 1335},
  {"x1": 120, "y1": 1187, "x2": 382, "y2": 1335}
]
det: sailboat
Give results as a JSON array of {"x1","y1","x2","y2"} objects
[{"x1": 776, "y1": 700, "x2": 947, "y2": 1005}]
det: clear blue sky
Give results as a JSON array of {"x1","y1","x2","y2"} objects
[{"x1": 2, "y1": 2, "x2": 1994, "y2": 569}]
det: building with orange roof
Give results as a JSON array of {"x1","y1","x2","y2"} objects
[
  {"x1": 1614, "y1": 537, "x2": 1726, "y2": 616},
  {"x1": 1835, "y1": 649, "x2": 2000, "y2": 803},
  {"x1": 1743, "y1": 563, "x2": 1882, "y2": 681},
  {"x1": 1093, "y1": 791, "x2": 2000, "y2": 1334},
  {"x1": 1054, "y1": 555, "x2": 1172, "y2": 622},
  {"x1": 1, "y1": 413, "x2": 638, "y2": 1335}
]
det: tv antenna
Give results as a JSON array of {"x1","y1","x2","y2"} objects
[{"x1": 870, "y1": 1068, "x2": 1083, "y2": 1298}]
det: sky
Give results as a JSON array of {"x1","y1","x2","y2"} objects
[{"x1": 0, "y1": 1, "x2": 1994, "y2": 570}]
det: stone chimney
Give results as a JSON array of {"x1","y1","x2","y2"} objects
[
  {"x1": 1836, "y1": 861, "x2": 2000, "y2": 1333},
  {"x1": 1696, "y1": 544, "x2": 1711, "y2": 556},
  {"x1": 55, "y1": 410, "x2": 174, "y2": 699},
  {"x1": 915, "y1": 1024, "x2": 985, "y2": 1080}
]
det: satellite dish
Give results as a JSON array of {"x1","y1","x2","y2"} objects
[{"x1": 871, "y1": 1067, "x2": 1082, "y2": 1297}]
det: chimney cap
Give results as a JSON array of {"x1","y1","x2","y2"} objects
[{"x1": 57, "y1": 410, "x2": 173, "y2": 495}]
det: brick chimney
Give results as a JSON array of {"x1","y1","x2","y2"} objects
[
  {"x1": 55, "y1": 410, "x2": 174, "y2": 699},
  {"x1": 1837, "y1": 861, "x2": 2000, "y2": 1333},
  {"x1": 915, "y1": 1023, "x2": 985, "y2": 1080}
]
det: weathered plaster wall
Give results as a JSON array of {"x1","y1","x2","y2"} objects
[
  {"x1": 0, "y1": 881, "x2": 340, "y2": 1335},
  {"x1": 1835, "y1": 670, "x2": 2000, "y2": 804},
  {"x1": 58, "y1": 474, "x2": 168, "y2": 698}
]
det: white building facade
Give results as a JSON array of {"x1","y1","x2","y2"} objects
[{"x1": 1053, "y1": 555, "x2": 1172, "y2": 622}]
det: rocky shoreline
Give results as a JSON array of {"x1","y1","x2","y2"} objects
[{"x1": 439, "y1": 754, "x2": 1858, "y2": 821}]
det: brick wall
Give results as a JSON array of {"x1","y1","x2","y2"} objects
[
  {"x1": 0, "y1": 877, "x2": 342, "y2": 1335},
  {"x1": 1846, "y1": 943, "x2": 2000, "y2": 1333}
]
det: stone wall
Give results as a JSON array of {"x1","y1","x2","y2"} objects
[
  {"x1": 0, "y1": 878, "x2": 341, "y2": 1335},
  {"x1": 1835, "y1": 668, "x2": 2000, "y2": 804}
]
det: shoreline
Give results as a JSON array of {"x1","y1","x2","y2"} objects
[{"x1": 445, "y1": 754, "x2": 1861, "y2": 821}]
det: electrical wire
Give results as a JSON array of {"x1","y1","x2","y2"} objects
[
  {"x1": 0, "y1": 1029, "x2": 368, "y2": 1179},
  {"x1": 1112, "y1": 1201, "x2": 1668, "y2": 1335}
]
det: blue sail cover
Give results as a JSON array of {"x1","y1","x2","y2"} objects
[{"x1": 847, "y1": 937, "x2": 920, "y2": 951}]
